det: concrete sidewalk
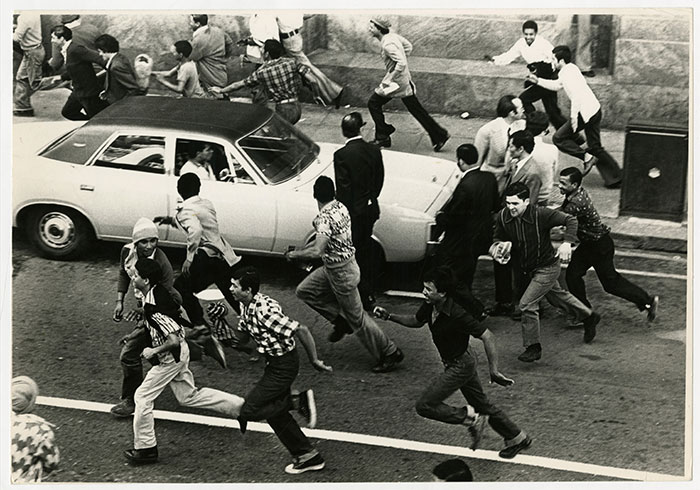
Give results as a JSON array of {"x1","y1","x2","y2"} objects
[{"x1": 14, "y1": 90, "x2": 688, "y2": 253}]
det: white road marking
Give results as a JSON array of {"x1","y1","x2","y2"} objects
[{"x1": 37, "y1": 395, "x2": 684, "y2": 482}]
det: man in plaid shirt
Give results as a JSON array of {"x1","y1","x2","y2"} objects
[
  {"x1": 212, "y1": 39, "x2": 311, "y2": 124},
  {"x1": 229, "y1": 266, "x2": 332, "y2": 475}
]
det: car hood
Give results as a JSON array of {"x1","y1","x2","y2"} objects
[
  {"x1": 293, "y1": 142, "x2": 461, "y2": 214},
  {"x1": 13, "y1": 121, "x2": 84, "y2": 157}
]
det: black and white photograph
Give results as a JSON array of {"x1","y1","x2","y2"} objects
[{"x1": 2, "y1": 1, "x2": 694, "y2": 486}]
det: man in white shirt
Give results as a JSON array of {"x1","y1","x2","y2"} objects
[
  {"x1": 180, "y1": 142, "x2": 216, "y2": 181},
  {"x1": 491, "y1": 20, "x2": 566, "y2": 130},
  {"x1": 526, "y1": 45, "x2": 622, "y2": 189}
]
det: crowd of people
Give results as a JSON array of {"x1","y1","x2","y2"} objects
[{"x1": 12, "y1": 12, "x2": 662, "y2": 481}]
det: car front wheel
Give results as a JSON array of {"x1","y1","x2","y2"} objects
[{"x1": 27, "y1": 207, "x2": 92, "y2": 260}]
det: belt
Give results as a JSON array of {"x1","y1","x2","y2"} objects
[
  {"x1": 277, "y1": 98, "x2": 298, "y2": 104},
  {"x1": 280, "y1": 28, "x2": 300, "y2": 39}
]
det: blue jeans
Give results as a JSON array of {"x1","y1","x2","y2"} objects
[
  {"x1": 415, "y1": 351, "x2": 526, "y2": 446},
  {"x1": 296, "y1": 258, "x2": 397, "y2": 362},
  {"x1": 517, "y1": 260, "x2": 592, "y2": 347}
]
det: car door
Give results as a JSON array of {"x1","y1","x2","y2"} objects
[
  {"x1": 74, "y1": 131, "x2": 173, "y2": 240},
  {"x1": 165, "y1": 136, "x2": 277, "y2": 255}
]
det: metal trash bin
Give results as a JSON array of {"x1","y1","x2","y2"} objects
[{"x1": 619, "y1": 120, "x2": 688, "y2": 222}]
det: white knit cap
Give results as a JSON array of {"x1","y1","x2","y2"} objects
[{"x1": 132, "y1": 217, "x2": 159, "y2": 243}]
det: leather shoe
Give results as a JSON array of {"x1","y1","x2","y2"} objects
[
  {"x1": 372, "y1": 348, "x2": 404, "y2": 373},
  {"x1": 583, "y1": 312, "x2": 601, "y2": 343},
  {"x1": 581, "y1": 70, "x2": 596, "y2": 77},
  {"x1": 433, "y1": 133, "x2": 450, "y2": 152},
  {"x1": 237, "y1": 417, "x2": 247, "y2": 434},
  {"x1": 110, "y1": 398, "x2": 135, "y2": 418},
  {"x1": 582, "y1": 155, "x2": 598, "y2": 176},
  {"x1": 517, "y1": 344, "x2": 542, "y2": 362},
  {"x1": 498, "y1": 436, "x2": 532, "y2": 459},
  {"x1": 329, "y1": 316, "x2": 353, "y2": 342},
  {"x1": 485, "y1": 303, "x2": 514, "y2": 317},
  {"x1": 646, "y1": 296, "x2": 659, "y2": 323},
  {"x1": 124, "y1": 446, "x2": 158, "y2": 464},
  {"x1": 371, "y1": 137, "x2": 391, "y2": 148},
  {"x1": 605, "y1": 181, "x2": 622, "y2": 189}
]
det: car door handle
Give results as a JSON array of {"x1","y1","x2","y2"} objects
[{"x1": 80, "y1": 184, "x2": 94, "y2": 191}]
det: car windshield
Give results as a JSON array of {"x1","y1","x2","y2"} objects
[
  {"x1": 39, "y1": 126, "x2": 114, "y2": 165},
  {"x1": 238, "y1": 114, "x2": 319, "y2": 184}
]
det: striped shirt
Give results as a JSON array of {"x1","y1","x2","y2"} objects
[
  {"x1": 560, "y1": 186, "x2": 611, "y2": 242},
  {"x1": 238, "y1": 293, "x2": 299, "y2": 357},
  {"x1": 143, "y1": 286, "x2": 185, "y2": 362},
  {"x1": 313, "y1": 200, "x2": 355, "y2": 266},
  {"x1": 243, "y1": 57, "x2": 309, "y2": 102}
]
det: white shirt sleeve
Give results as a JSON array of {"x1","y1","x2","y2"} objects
[{"x1": 493, "y1": 38, "x2": 524, "y2": 66}]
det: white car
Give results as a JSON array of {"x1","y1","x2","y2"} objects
[{"x1": 13, "y1": 97, "x2": 460, "y2": 267}]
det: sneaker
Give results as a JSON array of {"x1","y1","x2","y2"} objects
[
  {"x1": 297, "y1": 389, "x2": 317, "y2": 429},
  {"x1": 110, "y1": 398, "x2": 135, "y2": 418},
  {"x1": 498, "y1": 436, "x2": 532, "y2": 459},
  {"x1": 433, "y1": 133, "x2": 450, "y2": 152},
  {"x1": 517, "y1": 344, "x2": 542, "y2": 363},
  {"x1": 467, "y1": 415, "x2": 488, "y2": 450},
  {"x1": 583, "y1": 312, "x2": 601, "y2": 343},
  {"x1": 284, "y1": 453, "x2": 325, "y2": 474},
  {"x1": 201, "y1": 335, "x2": 227, "y2": 369},
  {"x1": 124, "y1": 446, "x2": 158, "y2": 464},
  {"x1": 646, "y1": 296, "x2": 659, "y2": 323},
  {"x1": 372, "y1": 348, "x2": 404, "y2": 373}
]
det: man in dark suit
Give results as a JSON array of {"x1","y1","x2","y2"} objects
[
  {"x1": 95, "y1": 34, "x2": 143, "y2": 104},
  {"x1": 333, "y1": 112, "x2": 385, "y2": 311},
  {"x1": 434, "y1": 144, "x2": 500, "y2": 319}
]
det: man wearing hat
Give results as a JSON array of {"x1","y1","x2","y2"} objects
[
  {"x1": 333, "y1": 112, "x2": 385, "y2": 312},
  {"x1": 367, "y1": 16, "x2": 450, "y2": 152}
]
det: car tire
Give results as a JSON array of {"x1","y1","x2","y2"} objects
[{"x1": 27, "y1": 207, "x2": 93, "y2": 260}]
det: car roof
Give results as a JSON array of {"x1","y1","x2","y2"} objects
[{"x1": 85, "y1": 96, "x2": 273, "y2": 141}]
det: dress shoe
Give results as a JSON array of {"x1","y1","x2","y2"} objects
[
  {"x1": 110, "y1": 398, "x2": 135, "y2": 418},
  {"x1": 485, "y1": 303, "x2": 514, "y2": 317},
  {"x1": 498, "y1": 436, "x2": 532, "y2": 459},
  {"x1": 13, "y1": 109, "x2": 35, "y2": 117},
  {"x1": 517, "y1": 343, "x2": 542, "y2": 362},
  {"x1": 237, "y1": 417, "x2": 247, "y2": 434},
  {"x1": 646, "y1": 296, "x2": 659, "y2": 323},
  {"x1": 200, "y1": 335, "x2": 227, "y2": 368},
  {"x1": 583, "y1": 312, "x2": 601, "y2": 343},
  {"x1": 333, "y1": 87, "x2": 346, "y2": 109},
  {"x1": 124, "y1": 446, "x2": 158, "y2": 464},
  {"x1": 581, "y1": 70, "x2": 596, "y2": 77},
  {"x1": 582, "y1": 155, "x2": 598, "y2": 176},
  {"x1": 372, "y1": 348, "x2": 404, "y2": 373},
  {"x1": 605, "y1": 181, "x2": 622, "y2": 189},
  {"x1": 433, "y1": 133, "x2": 450, "y2": 152},
  {"x1": 328, "y1": 316, "x2": 353, "y2": 343},
  {"x1": 371, "y1": 137, "x2": 391, "y2": 148},
  {"x1": 467, "y1": 415, "x2": 487, "y2": 450}
]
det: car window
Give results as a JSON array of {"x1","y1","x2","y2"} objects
[
  {"x1": 175, "y1": 138, "x2": 253, "y2": 183},
  {"x1": 39, "y1": 126, "x2": 113, "y2": 165},
  {"x1": 94, "y1": 135, "x2": 165, "y2": 174}
]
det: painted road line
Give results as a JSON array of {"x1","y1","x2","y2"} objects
[{"x1": 37, "y1": 396, "x2": 684, "y2": 482}]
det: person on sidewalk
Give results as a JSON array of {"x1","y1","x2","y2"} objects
[
  {"x1": 189, "y1": 14, "x2": 234, "y2": 94},
  {"x1": 525, "y1": 45, "x2": 622, "y2": 189},
  {"x1": 95, "y1": 34, "x2": 144, "y2": 105},
  {"x1": 153, "y1": 40, "x2": 207, "y2": 98},
  {"x1": 490, "y1": 20, "x2": 566, "y2": 129},
  {"x1": 333, "y1": 112, "x2": 385, "y2": 310},
  {"x1": 367, "y1": 16, "x2": 450, "y2": 152},
  {"x1": 124, "y1": 258, "x2": 245, "y2": 464},
  {"x1": 490, "y1": 182, "x2": 601, "y2": 362},
  {"x1": 289, "y1": 176, "x2": 404, "y2": 373},
  {"x1": 13, "y1": 12, "x2": 45, "y2": 117},
  {"x1": 558, "y1": 167, "x2": 659, "y2": 321},
  {"x1": 229, "y1": 266, "x2": 332, "y2": 474},
  {"x1": 373, "y1": 266, "x2": 532, "y2": 459},
  {"x1": 211, "y1": 39, "x2": 312, "y2": 125}
]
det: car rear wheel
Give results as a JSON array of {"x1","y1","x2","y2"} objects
[{"x1": 27, "y1": 207, "x2": 92, "y2": 260}]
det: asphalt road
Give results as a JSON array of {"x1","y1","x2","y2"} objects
[{"x1": 10, "y1": 232, "x2": 688, "y2": 483}]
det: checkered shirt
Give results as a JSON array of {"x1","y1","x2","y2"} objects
[
  {"x1": 243, "y1": 57, "x2": 309, "y2": 102},
  {"x1": 11, "y1": 413, "x2": 60, "y2": 483},
  {"x1": 238, "y1": 293, "x2": 299, "y2": 357},
  {"x1": 144, "y1": 287, "x2": 185, "y2": 362},
  {"x1": 313, "y1": 200, "x2": 355, "y2": 266},
  {"x1": 561, "y1": 186, "x2": 611, "y2": 242}
]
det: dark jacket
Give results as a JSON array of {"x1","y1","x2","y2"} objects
[
  {"x1": 333, "y1": 138, "x2": 385, "y2": 219},
  {"x1": 436, "y1": 169, "x2": 500, "y2": 257},
  {"x1": 63, "y1": 42, "x2": 105, "y2": 98},
  {"x1": 104, "y1": 52, "x2": 143, "y2": 104}
]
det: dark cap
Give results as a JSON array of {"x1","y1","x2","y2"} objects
[{"x1": 341, "y1": 112, "x2": 366, "y2": 136}]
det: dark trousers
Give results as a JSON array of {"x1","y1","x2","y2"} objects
[
  {"x1": 566, "y1": 234, "x2": 652, "y2": 310},
  {"x1": 493, "y1": 260, "x2": 514, "y2": 305},
  {"x1": 552, "y1": 110, "x2": 622, "y2": 187},
  {"x1": 351, "y1": 210, "x2": 379, "y2": 305},
  {"x1": 519, "y1": 84, "x2": 567, "y2": 129},
  {"x1": 239, "y1": 349, "x2": 315, "y2": 458},
  {"x1": 61, "y1": 91, "x2": 108, "y2": 121},
  {"x1": 436, "y1": 249, "x2": 485, "y2": 317},
  {"x1": 368, "y1": 89, "x2": 448, "y2": 145},
  {"x1": 174, "y1": 250, "x2": 240, "y2": 326},
  {"x1": 415, "y1": 351, "x2": 522, "y2": 442}
]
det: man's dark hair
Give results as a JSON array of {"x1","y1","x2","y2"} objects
[
  {"x1": 432, "y1": 458, "x2": 474, "y2": 482},
  {"x1": 135, "y1": 258, "x2": 162, "y2": 285},
  {"x1": 422, "y1": 266, "x2": 456, "y2": 295},
  {"x1": 510, "y1": 130, "x2": 535, "y2": 154},
  {"x1": 188, "y1": 140, "x2": 210, "y2": 157},
  {"x1": 553, "y1": 45, "x2": 572, "y2": 63},
  {"x1": 313, "y1": 176, "x2": 335, "y2": 203},
  {"x1": 95, "y1": 34, "x2": 119, "y2": 53},
  {"x1": 526, "y1": 110, "x2": 549, "y2": 137},
  {"x1": 522, "y1": 20, "x2": 538, "y2": 33},
  {"x1": 174, "y1": 40, "x2": 193, "y2": 58},
  {"x1": 496, "y1": 94, "x2": 517, "y2": 118},
  {"x1": 233, "y1": 266, "x2": 260, "y2": 296},
  {"x1": 341, "y1": 112, "x2": 364, "y2": 138},
  {"x1": 504, "y1": 181, "x2": 531, "y2": 201},
  {"x1": 177, "y1": 172, "x2": 201, "y2": 199},
  {"x1": 52, "y1": 25, "x2": 72, "y2": 41},
  {"x1": 456, "y1": 144, "x2": 479, "y2": 165},
  {"x1": 191, "y1": 14, "x2": 208, "y2": 26},
  {"x1": 263, "y1": 39, "x2": 285, "y2": 59},
  {"x1": 560, "y1": 166, "x2": 583, "y2": 186}
]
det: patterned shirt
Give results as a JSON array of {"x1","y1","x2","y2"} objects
[
  {"x1": 11, "y1": 413, "x2": 60, "y2": 483},
  {"x1": 560, "y1": 186, "x2": 611, "y2": 242},
  {"x1": 243, "y1": 57, "x2": 309, "y2": 102},
  {"x1": 143, "y1": 286, "x2": 185, "y2": 362},
  {"x1": 238, "y1": 293, "x2": 299, "y2": 357},
  {"x1": 313, "y1": 200, "x2": 355, "y2": 266}
]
